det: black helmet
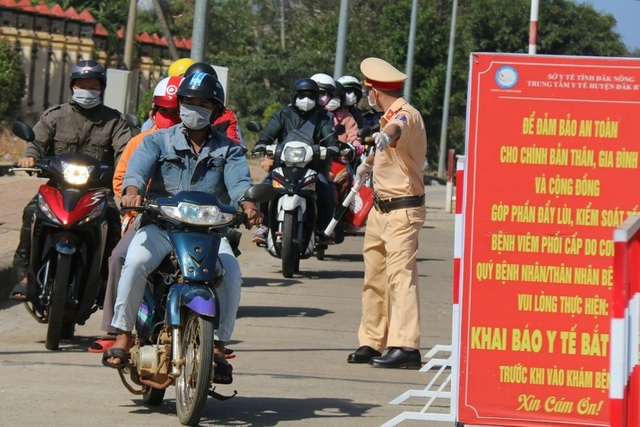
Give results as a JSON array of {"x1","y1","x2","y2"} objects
[
  {"x1": 293, "y1": 78, "x2": 319, "y2": 96},
  {"x1": 333, "y1": 81, "x2": 345, "y2": 104},
  {"x1": 70, "y1": 60, "x2": 106, "y2": 89},
  {"x1": 292, "y1": 78, "x2": 319, "y2": 104},
  {"x1": 177, "y1": 72, "x2": 225, "y2": 105},
  {"x1": 183, "y1": 62, "x2": 218, "y2": 79}
]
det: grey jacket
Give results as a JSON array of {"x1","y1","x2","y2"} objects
[{"x1": 22, "y1": 100, "x2": 132, "y2": 167}]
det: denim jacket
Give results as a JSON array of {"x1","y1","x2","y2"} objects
[{"x1": 122, "y1": 124, "x2": 253, "y2": 206}]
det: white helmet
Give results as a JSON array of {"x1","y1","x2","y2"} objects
[
  {"x1": 310, "y1": 73, "x2": 336, "y2": 95},
  {"x1": 338, "y1": 75, "x2": 362, "y2": 91}
]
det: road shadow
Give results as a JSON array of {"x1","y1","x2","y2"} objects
[
  {"x1": 123, "y1": 396, "x2": 379, "y2": 426},
  {"x1": 322, "y1": 252, "x2": 364, "y2": 262},
  {"x1": 297, "y1": 268, "x2": 364, "y2": 280},
  {"x1": 241, "y1": 276, "x2": 303, "y2": 288},
  {"x1": 237, "y1": 305, "x2": 332, "y2": 319},
  {"x1": 242, "y1": 267, "x2": 364, "y2": 283},
  {"x1": 202, "y1": 396, "x2": 379, "y2": 426},
  {"x1": 0, "y1": 333, "x2": 107, "y2": 355}
]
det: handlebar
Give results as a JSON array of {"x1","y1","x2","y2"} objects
[{"x1": 9, "y1": 167, "x2": 42, "y2": 174}]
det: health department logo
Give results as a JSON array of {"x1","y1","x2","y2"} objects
[{"x1": 495, "y1": 66, "x2": 519, "y2": 89}]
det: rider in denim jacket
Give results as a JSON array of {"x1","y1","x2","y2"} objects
[{"x1": 103, "y1": 74, "x2": 262, "y2": 383}]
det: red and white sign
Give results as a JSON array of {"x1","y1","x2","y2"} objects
[{"x1": 458, "y1": 53, "x2": 640, "y2": 426}]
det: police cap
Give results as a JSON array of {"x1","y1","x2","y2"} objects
[{"x1": 360, "y1": 57, "x2": 407, "y2": 91}]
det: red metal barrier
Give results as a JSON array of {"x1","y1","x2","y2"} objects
[{"x1": 610, "y1": 215, "x2": 640, "y2": 427}]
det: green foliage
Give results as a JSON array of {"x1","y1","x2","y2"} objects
[
  {"x1": 0, "y1": 40, "x2": 25, "y2": 125},
  {"x1": 136, "y1": 86, "x2": 154, "y2": 125},
  {"x1": 30, "y1": 0, "x2": 632, "y2": 170}
]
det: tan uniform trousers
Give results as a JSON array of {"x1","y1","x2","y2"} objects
[{"x1": 358, "y1": 204, "x2": 426, "y2": 351}]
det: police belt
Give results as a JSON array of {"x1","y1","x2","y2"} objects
[{"x1": 373, "y1": 193, "x2": 425, "y2": 213}]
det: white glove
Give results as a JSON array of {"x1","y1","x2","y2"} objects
[
  {"x1": 373, "y1": 132, "x2": 392, "y2": 151},
  {"x1": 355, "y1": 161, "x2": 373, "y2": 183}
]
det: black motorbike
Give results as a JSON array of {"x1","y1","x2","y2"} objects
[{"x1": 248, "y1": 121, "x2": 344, "y2": 277}]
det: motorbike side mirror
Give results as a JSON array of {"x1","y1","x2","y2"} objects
[
  {"x1": 125, "y1": 113, "x2": 141, "y2": 130},
  {"x1": 334, "y1": 124, "x2": 346, "y2": 136},
  {"x1": 243, "y1": 184, "x2": 275, "y2": 204},
  {"x1": 246, "y1": 121, "x2": 263, "y2": 133},
  {"x1": 12, "y1": 121, "x2": 35, "y2": 143}
]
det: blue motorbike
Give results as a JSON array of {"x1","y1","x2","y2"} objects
[{"x1": 116, "y1": 185, "x2": 272, "y2": 426}]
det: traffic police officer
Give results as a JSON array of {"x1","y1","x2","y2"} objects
[{"x1": 347, "y1": 57, "x2": 427, "y2": 369}]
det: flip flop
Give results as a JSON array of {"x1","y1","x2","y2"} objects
[
  {"x1": 225, "y1": 348, "x2": 235, "y2": 359},
  {"x1": 102, "y1": 347, "x2": 128, "y2": 370},
  {"x1": 88, "y1": 337, "x2": 116, "y2": 353},
  {"x1": 9, "y1": 282, "x2": 28, "y2": 302},
  {"x1": 213, "y1": 354, "x2": 233, "y2": 384}
]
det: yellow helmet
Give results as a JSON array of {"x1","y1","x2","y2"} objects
[{"x1": 168, "y1": 58, "x2": 195, "y2": 77}]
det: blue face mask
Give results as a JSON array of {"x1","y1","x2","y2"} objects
[{"x1": 72, "y1": 88, "x2": 102, "y2": 109}]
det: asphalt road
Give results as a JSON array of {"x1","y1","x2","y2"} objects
[{"x1": 0, "y1": 175, "x2": 455, "y2": 427}]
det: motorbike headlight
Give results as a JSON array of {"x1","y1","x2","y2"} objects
[
  {"x1": 160, "y1": 202, "x2": 235, "y2": 226},
  {"x1": 62, "y1": 162, "x2": 93, "y2": 185},
  {"x1": 37, "y1": 193, "x2": 61, "y2": 225},
  {"x1": 282, "y1": 146, "x2": 307, "y2": 164}
]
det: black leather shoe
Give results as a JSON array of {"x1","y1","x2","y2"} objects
[
  {"x1": 347, "y1": 345, "x2": 381, "y2": 364},
  {"x1": 369, "y1": 348, "x2": 422, "y2": 369}
]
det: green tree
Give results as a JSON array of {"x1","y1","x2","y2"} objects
[
  {"x1": 34, "y1": 0, "x2": 630, "y2": 170},
  {"x1": 38, "y1": 1, "x2": 130, "y2": 55},
  {"x1": 0, "y1": 40, "x2": 26, "y2": 125}
]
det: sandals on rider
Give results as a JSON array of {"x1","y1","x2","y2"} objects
[
  {"x1": 9, "y1": 281, "x2": 28, "y2": 302},
  {"x1": 102, "y1": 347, "x2": 129, "y2": 370},
  {"x1": 101, "y1": 332, "x2": 133, "y2": 369},
  {"x1": 213, "y1": 353, "x2": 233, "y2": 384},
  {"x1": 88, "y1": 333, "x2": 117, "y2": 353}
]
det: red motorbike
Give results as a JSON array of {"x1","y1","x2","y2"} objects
[
  {"x1": 329, "y1": 131, "x2": 375, "y2": 242},
  {"x1": 11, "y1": 121, "x2": 114, "y2": 350},
  {"x1": 331, "y1": 143, "x2": 357, "y2": 244}
]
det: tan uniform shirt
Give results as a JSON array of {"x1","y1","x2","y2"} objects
[{"x1": 373, "y1": 98, "x2": 426, "y2": 199}]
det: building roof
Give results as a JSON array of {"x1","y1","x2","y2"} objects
[{"x1": 0, "y1": 1, "x2": 191, "y2": 50}]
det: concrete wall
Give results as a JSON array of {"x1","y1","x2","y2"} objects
[{"x1": 0, "y1": 18, "x2": 186, "y2": 123}]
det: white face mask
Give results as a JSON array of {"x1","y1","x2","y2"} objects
[
  {"x1": 180, "y1": 104, "x2": 212, "y2": 130},
  {"x1": 72, "y1": 88, "x2": 102, "y2": 109},
  {"x1": 367, "y1": 90, "x2": 384, "y2": 112},
  {"x1": 345, "y1": 92, "x2": 357, "y2": 107},
  {"x1": 325, "y1": 97, "x2": 341, "y2": 112},
  {"x1": 295, "y1": 97, "x2": 316, "y2": 112}
]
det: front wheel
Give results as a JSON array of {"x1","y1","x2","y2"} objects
[
  {"x1": 175, "y1": 311, "x2": 214, "y2": 426},
  {"x1": 45, "y1": 253, "x2": 72, "y2": 350},
  {"x1": 281, "y1": 211, "x2": 298, "y2": 278}
]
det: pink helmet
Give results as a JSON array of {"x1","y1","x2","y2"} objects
[{"x1": 152, "y1": 76, "x2": 183, "y2": 108}]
